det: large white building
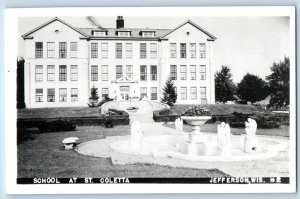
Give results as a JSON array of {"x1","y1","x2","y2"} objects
[{"x1": 21, "y1": 16, "x2": 217, "y2": 108}]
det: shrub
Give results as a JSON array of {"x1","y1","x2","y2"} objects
[
  {"x1": 38, "y1": 120, "x2": 76, "y2": 132},
  {"x1": 181, "y1": 105, "x2": 211, "y2": 116}
]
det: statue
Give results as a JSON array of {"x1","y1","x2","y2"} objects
[
  {"x1": 175, "y1": 118, "x2": 183, "y2": 131},
  {"x1": 244, "y1": 118, "x2": 258, "y2": 152},
  {"x1": 130, "y1": 121, "x2": 144, "y2": 152},
  {"x1": 217, "y1": 122, "x2": 231, "y2": 156}
]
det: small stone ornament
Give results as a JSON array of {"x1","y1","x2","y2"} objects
[
  {"x1": 62, "y1": 137, "x2": 79, "y2": 150},
  {"x1": 217, "y1": 122, "x2": 231, "y2": 156},
  {"x1": 130, "y1": 121, "x2": 144, "y2": 152}
]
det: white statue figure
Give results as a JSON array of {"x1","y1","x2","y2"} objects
[
  {"x1": 130, "y1": 121, "x2": 144, "y2": 152},
  {"x1": 217, "y1": 122, "x2": 231, "y2": 156},
  {"x1": 175, "y1": 118, "x2": 183, "y2": 131},
  {"x1": 244, "y1": 118, "x2": 258, "y2": 152},
  {"x1": 217, "y1": 122, "x2": 226, "y2": 147}
]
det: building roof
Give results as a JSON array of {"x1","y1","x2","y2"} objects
[
  {"x1": 21, "y1": 17, "x2": 89, "y2": 39},
  {"x1": 161, "y1": 19, "x2": 217, "y2": 41},
  {"x1": 22, "y1": 17, "x2": 217, "y2": 41}
]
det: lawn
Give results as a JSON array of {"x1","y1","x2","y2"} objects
[
  {"x1": 18, "y1": 104, "x2": 270, "y2": 119},
  {"x1": 18, "y1": 125, "x2": 230, "y2": 178},
  {"x1": 18, "y1": 107, "x2": 101, "y2": 119}
]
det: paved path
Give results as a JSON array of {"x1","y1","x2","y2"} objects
[{"x1": 114, "y1": 100, "x2": 155, "y2": 123}]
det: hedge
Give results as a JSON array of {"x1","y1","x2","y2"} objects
[{"x1": 153, "y1": 109, "x2": 288, "y2": 129}]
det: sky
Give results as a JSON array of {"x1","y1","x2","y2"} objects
[{"x1": 18, "y1": 16, "x2": 290, "y2": 83}]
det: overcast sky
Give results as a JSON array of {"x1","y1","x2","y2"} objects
[{"x1": 18, "y1": 16, "x2": 290, "y2": 83}]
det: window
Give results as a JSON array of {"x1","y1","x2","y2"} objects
[
  {"x1": 70, "y1": 65, "x2": 78, "y2": 81},
  {"x1": 199, "y1": 43, "x2": 206, "y2": 58},
  {"x1": 140, "y1": 87, "x2": 147, "y2": 99},
  {"x1": 118, "y1": 31, "x2": 131, "y2": 37},
  {"x1": 180, "y1": 43, "x2": 186, "y2": 58},
  {"x1": 116, "y1": 43, "x2": 122, "y2": 58},
  {"x1": 47, "y1": 42, "x2": 55, "y2": 58},
  {"x1": 140, "y1": 43, "x2": 147, "y2": 59},
  {"x1": 116, "y1": 65, "x2": 123, "y2": 79},
  {"x1": 93, "y1": 31, "x2": 106, "y2": 36},
  {"x1": 190, "y1": 87, "x2": 197, "y2": 100},
  {"x1": 150, "y1": 43, "x2": 157, "y2": 59},
  {"x1": 59, "y1": 88, "x2": 67, "y2": 102},
  {"x1": 126, "y1": 43, "x2": 133, "y2": 59},
  {"x1": 150, "y1": 65, "x2": 157, "y2": 81},
  {"x1": 101, "y1": 65, "x2": 108, "y2": 81},
  {"x1": 126, "y1": 65, "x2": 133, "y2": 79},
  {"x1": 35, "y1": 65, "x2": 43, "y2": 81},
  {"x1": 180, "y1": 87, "x2": 187, "y2": 100},
  {"x1": 151, "y1": 87, "x2": 157, "y2": 100},
  {"x1": 59, "y1": 42, "x2": 67, "y2": 58},
  {"x1": 71, "y1": 88, "x2": 78, "y2": 102},
  {"x1": 200, "y1": 65, "x2": 206, "y2": 80},
  {"x1": 91, "y1": 65, "x2": 98, "y2": 81},
  {"x1": 91, "y1": 43, "x2": 98, "y2": 58},
  {"x1": 142, "y1": 32, "x2": 155, "y2": 37},
  {"x1": 170, "y1": 65, "x2": 177, "y2": 80},
  {"x1": 35, "y1": 42, "x2": 43, "y2": 58},
  {"x1": 70, "y1": 42, "x2": 78, "y2": 58},
  {"x1": 180, "y1": 65, "x2": 187, "y2": 80},
  {"x1": 47, "y1": 88, "x2": 55, "y2": 102},
  {"x1": 140, "y1": 65, "x2": 147, "y2": 81},
  {"x1": 190, "y1": 43, "x2": 196, "y2": 58},
  {"x1": 170, "y1": 43, "x2": 177, "y2": 58},
  {"x1": 190, "y1": 65, "x2": 196, "y2": 80},
  {"x1": 47, "y1": 65, "x2": 55, "y2": 81},
  {"x1": 35, "y1": 89, "x2": 43, "y2": 102},
  {"x1": 101, "y1": 43, "x2": 108, "y2": 58},
  {"x1": 200, "y1": 87, "x2": 207, "y2": 104},
  {"x1": 59, "y1": 65, "x2": 67, "y2": 81},
  {"x1": 102, "y1": 88, "x2": 109, "y2": 100}
]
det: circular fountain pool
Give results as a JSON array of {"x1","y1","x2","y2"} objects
[{"x1": 109, "y1": 133, "x2": 286, "y2": 162}]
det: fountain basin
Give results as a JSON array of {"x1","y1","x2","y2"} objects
[{"x1": 109, "y1": 133, "x2": 286, "y2": 162}]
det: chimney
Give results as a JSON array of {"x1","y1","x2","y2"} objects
[{"x1": 116, "y1": 16, "x2": 124, "y2": 29}]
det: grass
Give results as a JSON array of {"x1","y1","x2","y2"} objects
[
  {"x1": 18, "y1": 104, "x2": 271, "y2": 119},
  {"x1": 169, "y1": 104, "x2": 269, "y2": 115},
  {"x1": 18, "y1": 107, "x2": 101, "y2": 119},
  {"x1": 18, "y1": 125, "x2": 230, "y2": 178}
]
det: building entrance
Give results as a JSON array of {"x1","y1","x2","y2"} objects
[{"x1": 120, "y1": 86, "x2": 130, "y2": 100}]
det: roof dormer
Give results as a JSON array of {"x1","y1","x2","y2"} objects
[
  {"x1": 140, "y1": 30, "x2": 156, "y2": 37},
  {"x1": 116, "y1": 30, "x2": 131, "y2": 37},
  {"x1": 92, "y1": 30, "x2": 107, "y2": 36}
]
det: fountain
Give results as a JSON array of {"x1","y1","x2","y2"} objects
[
  {"x1": 77, "y1": 106, "x2": 286, "y2": 163},
  {"x1": 108, "y1": 117, "x2": 286, "y2": 162}
]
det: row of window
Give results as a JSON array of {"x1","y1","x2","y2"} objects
[
  {"x1": 35, "y1": 65, "x2": 78, "y2": 82},
  {"x1": 35, "y1": 86, "x2": 207, "y2": 103},
  {"x1": 92, "y1": 30, "x2": 156, "y2": 37},
  {"x1": 91, "y1": 43, "x2": 158, "y2": 59},
  {"x1": 170, "y1": 65, "x2": 206, "y2": 80},
  {"x1": 170, "y1": 43, "x2": 206, "y2": 58},
  {"x1": 35, "y1": 42, "x2": 78, "y2": 58},
  {"x1": 90, "y1": 65, "x2": 158, "y2": 81},
  {"x1": 178, "y1": 86, "x2": 207, "y2": 101},
  {"x1": 34, "y1": 42, "x2": 206, "y2": 59},
  {"x1": 35, "y1": 88, "x2": 78, "y2": 102}
]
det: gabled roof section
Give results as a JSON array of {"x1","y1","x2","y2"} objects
[
  {"x1": 161, "y1": 20, "x2": 217, "y2": 41},
  {"x1": 21, "y1": 17, "x2": 89, "y2": 39}
]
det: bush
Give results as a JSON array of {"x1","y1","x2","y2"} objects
[{"x1": 38, "y1": 120, "x2": 76, "y2": 132}]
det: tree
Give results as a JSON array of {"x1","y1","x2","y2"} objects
[
  {"x1": 237, "y1": 73, "x2": 269, "y2": 104},
  {"x1": 266, "y1": 57, "x2": 290, "y2": 108},
  {"x1": 88, "y1": 85, "x2": 99, "y2": 107},
  {"x1": 214, "y1": 66, "x2": 237, "y2": 103},
  {"x1": 161, "y1": 77, "x2": 177, "y2": 106}
]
